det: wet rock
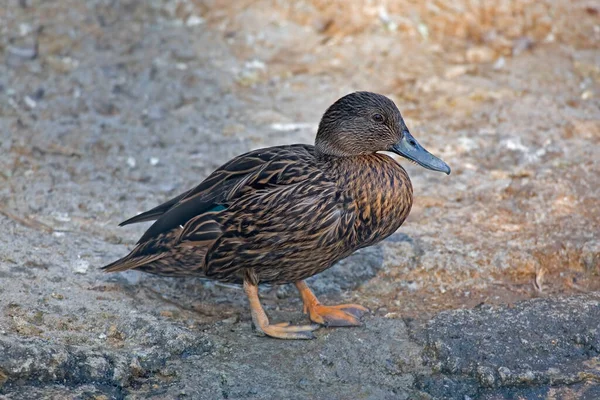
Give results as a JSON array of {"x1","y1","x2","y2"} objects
[
  {"x1": 172, "y1": 317, "x2": 423, "y2": 400},
  {"x1": 0, "y1": 320, "x2": 214, "y2": 393},
  {"x1": 1, "y1": 384, "x2": 123, "y2": 400},
  {"x1": 476, "y1": 366, "x2": 496, "y2": 387},
  {"x1": 419, "y1": 294, "x2": 600, "y2": 397}
]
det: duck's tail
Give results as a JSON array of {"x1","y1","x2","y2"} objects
[
  {"x1": 102, "y1": 233, "x2": 208, "y2": 277},
  {"x1": 101, "y1": 252, "x2": 166, "y2": 273}
]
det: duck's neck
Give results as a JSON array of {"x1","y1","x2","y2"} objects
[{"x1": 322, "y1": 153, "x2": 414, "y2": 246}]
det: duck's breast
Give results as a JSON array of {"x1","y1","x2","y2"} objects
[{"x1": 339, "y1": 154, "x2": 413, "y2": 247}]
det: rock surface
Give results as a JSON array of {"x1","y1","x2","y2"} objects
[{"x1": 1, "y1": 0, "x2": 599, "y2": 399}]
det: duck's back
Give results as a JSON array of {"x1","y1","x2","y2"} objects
[{"x1": 123, "y1": 144, "x2": 319, "y2": 243}]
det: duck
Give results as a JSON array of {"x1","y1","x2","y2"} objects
[{"x1": 102, "y1": 91, "x2": 450, "y2": 339}]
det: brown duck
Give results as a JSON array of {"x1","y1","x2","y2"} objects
[{"x1": 103, "y1": 91, "x2": 450, "y2": 339}]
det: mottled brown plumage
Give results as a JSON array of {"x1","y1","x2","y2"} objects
[{"x1": 103, "y1": 92, "x2": 450, "y2": 339}]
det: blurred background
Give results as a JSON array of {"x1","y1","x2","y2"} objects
[
  {"x1": 2, "y1": 0, "x2": 598, "y2": 314},
  {"x1": 1, "y1": 0, "x2": 599, "y2": 397}
]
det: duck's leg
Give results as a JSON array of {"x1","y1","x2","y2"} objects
[
  {"x1": 243, "y1": 279, "x2": 320, "y2": 340},
  {"x1": 295, "y1": 281, "x2": 369, "y2": 327}
]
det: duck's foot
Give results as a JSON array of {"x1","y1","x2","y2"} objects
[
  {"x1": 254, "y1": 321, "x2": 320, "y2": 340},
  {"x1": 244, "y1": 277, "x2": 320, "y2": 340},
  {"x1": 295, "y1": 281, "x2": 370, "y2": 327},
  {"x1": 305, "y1": 303, "x2": 368, "y2": 327}
]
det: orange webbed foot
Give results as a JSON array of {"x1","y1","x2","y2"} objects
[
  {"x1": 244, "y1": 278, "x2": 321, "y2": 340},
  {"x1": 305, "y1": 303, "x2": 369, "y2": 327},
  {"x1": 256, "y1": 321, "x2": 321, "y2": 340},
  {"x1": 295, "y1": 281, "x2": 369, "y2": 327}
]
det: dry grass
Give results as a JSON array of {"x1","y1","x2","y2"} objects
[{"x1": 195, "y1": 0, "x2": 597, "y2": 54}]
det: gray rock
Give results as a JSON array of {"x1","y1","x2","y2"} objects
[
  {"x1": 1, "y1": 0, "x2": 599, "y2": 399},
  {"x1": 417, "y1": 294, "x2": 600, "y2": 398}
]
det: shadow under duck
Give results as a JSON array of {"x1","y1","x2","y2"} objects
[{"x1": 103, "y1": 91, "x2": 450, "y2": 339}]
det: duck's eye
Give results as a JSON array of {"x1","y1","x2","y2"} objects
[{"x1": 371, "y1": 113, "x2": 384, "y2": 123}]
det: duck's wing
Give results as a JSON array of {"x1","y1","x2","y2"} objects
[
  {"x1": 120, "y1": 144, "x2": 318, "y2": 244},
  {"x1": 102, "y1": 144, "x2": 321, "y2": 273},
  {"x1": 202, "y1": 175, "x2": 356, "y2": 281},
  {"x1": 118, "y1": 191, "x2": 190, "y2": 226},
  {"x1": 104, "y1": 144, "x2": 358, "y2": 277}
]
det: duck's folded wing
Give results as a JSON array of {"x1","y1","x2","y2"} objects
[
  {"x1": 118, "y1": 191, "x2": 190, "y2": 226},
  {"x1": 127, "y1": 144, "x2": 317, "y2": 244},
  {"x1": 202, "y1": 180, "x2": 356, "y2": 280}
]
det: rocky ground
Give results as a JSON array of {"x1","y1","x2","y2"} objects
[{"x1": 0, "y1": 0, "x2": 599, "y2": 398}]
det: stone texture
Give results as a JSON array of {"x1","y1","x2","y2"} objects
[
  {"x1": 417, "y1": 294, "x2": 600, "y2": 398},
  {"x1": 0, "y1": 0, "x2": 598, "y2": 399}
]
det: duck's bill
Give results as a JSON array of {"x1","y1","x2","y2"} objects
[{"x1": 391, "y1": 131, "x2": 451, "y2": 175}]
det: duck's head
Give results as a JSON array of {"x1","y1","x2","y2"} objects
[{"x1": 315, "y1": 91, "x2": 450, "y2": 174}]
